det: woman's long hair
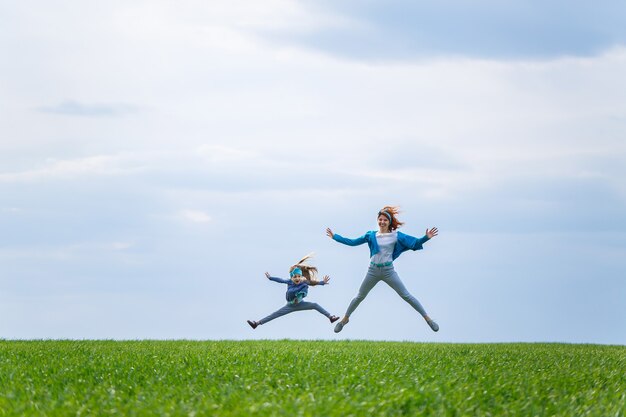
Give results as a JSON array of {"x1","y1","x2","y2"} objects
[
  {"x1": 289, "y1": 253, "x2": 319, "y2": 284},
  {"x1": 378, "y1": 205, "x2": 405, "y2": 232}
]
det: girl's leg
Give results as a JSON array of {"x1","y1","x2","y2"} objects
[
  {"x1": 382, "y1": 267, "x2": 428, "y2": 317},
  {"x1": 343, "y1": 267, "x2": 382, "y2": 320},
  {"x1": 293, "y1": 301, "x2": 331, "y2": 318},
  {"x1": 258, "y1": 304, "x2": 296, "y2": 325}
]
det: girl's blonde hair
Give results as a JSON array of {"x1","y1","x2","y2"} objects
[
  {"x1": 289, "y1": 253, "x2": 320, "y2": 284},
  {"x1": 378, "y1": 205, "x2": 405, "y2": 232}
]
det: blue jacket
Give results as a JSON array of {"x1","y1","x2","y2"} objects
[
  {"x1": 268, "y1": 276, "x2": 327, "y2": 303},
  {"x1": 332, "y1": 231, "x2": 429, "y2": 260}
]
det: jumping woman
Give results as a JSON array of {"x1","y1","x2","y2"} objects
[
  {"x1": 326, "y1": 206, "x2": 439, "y2": 333},
  {"x1": 247, "y1": 254, "x2": 340, "y2": 329}
]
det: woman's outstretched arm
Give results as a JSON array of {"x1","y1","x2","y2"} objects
[
  {"x1": 326, "y1": 227, "x2": 368, "y2": 246},
  {"x1": 425, "y1": 227, "x2": 438, "y2": 239}
]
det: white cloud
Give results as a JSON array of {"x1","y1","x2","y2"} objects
[
  {"x1": 0, "y1": 154, "x2": 145, "y2": 183},
  {"x1": 196, "y1": 144, "x2": 257, "y2": 164},
  {"x1": 0, "y1": 241, "x2": 135, "y2": 261},
  {"x1": 37, "y1": 100, "x2": 139, "y2": 117},
  {"x1": 2, "y1": 207, "x2": 22, "y2": 213},
  {"x1": 109, "y1": 241, "x2": 134, "y2": 251},
  {"x1": 180, "y1": 209, "x2": 212, "y2": 223}
]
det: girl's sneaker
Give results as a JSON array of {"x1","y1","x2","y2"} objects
[
  {"x1": 247, "y1": 320, "x2": 259, "y2": 329},
  {"x1": 329, "y1": 315, "x2": 340, "y2": 323}
]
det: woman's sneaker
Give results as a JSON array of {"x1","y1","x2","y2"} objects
[
  {"x1": 427, "y1": 319, "x2": 439, "y2": 332},
  {"x1": 329, "y1": 315, "x2": 340, "y2": 323},
  {"x1": 334, "y1": 321, "x2": 344, "y2": 333},
  {"x1": 247, "y1": 320, "x2": 258, "y2": 329}
]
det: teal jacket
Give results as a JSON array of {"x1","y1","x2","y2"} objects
[
  {"x1": 268, "y1": 276, "x2": 327, "y2": 304},
  {"x1": 332, "y1": 231, "x2": 429, "y2": 260}
]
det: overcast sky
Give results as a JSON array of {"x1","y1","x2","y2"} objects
[{"x1": 1, "y1": 0, "x2": 625, "y2": 344}]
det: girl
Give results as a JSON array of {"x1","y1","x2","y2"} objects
[
  {"x1": 247, "y1": 254, "x2": 340, "y2": 329},
  {"x1": 326, "y1": 206, "x2": 439, "y2": 333}
]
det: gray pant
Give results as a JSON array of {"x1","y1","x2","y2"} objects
[
  {"x1": 258, "y1": 301, "x2": 332, "y2": 325},
  {"x1": 345, "y1": 265, "x2": 428, "y2": 318}
]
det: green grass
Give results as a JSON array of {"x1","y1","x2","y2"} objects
[{"x1": 1, "y1": 340, "x2": 624, "y2": 416}]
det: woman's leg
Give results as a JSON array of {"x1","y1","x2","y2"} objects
[
  {"x1": 382, "y1": 267, "x2": 428, "y2": 317},
  {"x1": 334, "y1": 268, "x2": 382, "y2": 333},
  {"x1": 343, "y1": 267, "x2": 382, "y2": 320},
  {"x1": 258, "y1": 304, "x2": 296, "y2": 325}
]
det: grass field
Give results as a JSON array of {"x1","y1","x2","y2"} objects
[{"x1": 1, "y1": 340, "x2": 624, "y2": 416}]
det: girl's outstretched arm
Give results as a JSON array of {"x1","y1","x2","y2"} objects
[
  {"x1": 265, "y1": 272, "x2": 291, "y2": 284},
  {"x1": 307, "y1": 275, "x2": 330, "y2": 286}
]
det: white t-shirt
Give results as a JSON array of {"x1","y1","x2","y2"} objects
[{"x1": 370, "y1": 231, "x2": 397, "y2": 264}]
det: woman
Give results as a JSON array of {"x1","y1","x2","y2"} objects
[{"x1": 326, "y1": 206, "x2": 439, "y2": 333}]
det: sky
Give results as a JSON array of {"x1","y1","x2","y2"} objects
[{"x1": 1, "y1": 0, "x2": 625, "y2": 345}]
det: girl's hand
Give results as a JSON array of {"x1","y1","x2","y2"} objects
[
  {"x1": 326, "y1": 228, "x2": 334, "y2": 238},
  {"x1": 426, "y1": 227, "x2": 439, "y2": 239},
  {"x1": 265, "y1": 272, "x2": 271, "y2": 279},
  {"x1": 323, "y1": 275, "x2": 330, "y2": 284}
]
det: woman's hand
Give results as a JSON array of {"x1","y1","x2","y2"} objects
[
  {"x1": 326, "y1": 228, "x2": 334, "y2": 238},
  {"x1": 265, "y1": 272, "x2": 271, "y2": 279},
  {"x1": 426, "y1": 227, "x2": 439, "y2": 239},
  {"x1": 322, "y1": 275, "x2": 330, "y2": 284}
]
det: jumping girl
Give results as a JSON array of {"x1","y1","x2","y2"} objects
[
  {"x1": 247, "y1": 254, "x2": 340, "y2": 329},
  {"x1": 326, "y1": 206, "x2": 439, "y2": 333}
]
